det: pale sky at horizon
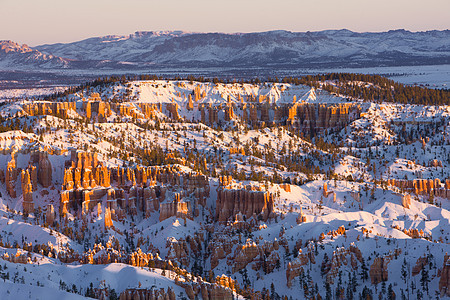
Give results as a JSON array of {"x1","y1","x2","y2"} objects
[{"x1": 1, "y1": 0, "x2": 449, "y2": 46}]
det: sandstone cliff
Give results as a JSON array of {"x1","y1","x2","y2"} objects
[
  {"x1": 119, "y1": 287, "x2": 176, "y2": 300},
  {"x1": 440, "y1": 253, "x2": 450, "y2": 297},
  {"x1": 159, "y1": 193, "x2": 192, "y2": 222},
  {"x1": 21, "y1": 169, "x2": 34, "y2": 214},
  {"x1": 216, "y1": 187, "x2": 274, "y2": 222}
]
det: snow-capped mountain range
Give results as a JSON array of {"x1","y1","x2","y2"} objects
[
  {"x1": 0, "y1": 40, "x2": 70, "y2": 69},
  {"x1": 1, "y1": 29, "x2": 449, "y2": 70}
]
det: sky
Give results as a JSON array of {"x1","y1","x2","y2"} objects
[{"x1": 1, "y1": 0, "x2": 449, "y2": 46}]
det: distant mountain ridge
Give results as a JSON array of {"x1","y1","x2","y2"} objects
[
  {"x1": 0, "y1": 40, "x2": 69, "y2": 69},
  {"x1": 1, "y1": 29, "x2": 450, "y2": 70}
]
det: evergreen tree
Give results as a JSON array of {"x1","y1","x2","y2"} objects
[
  {"x1": 387, "y1": 284, "x2": 395, "y2": 300},
  {"x1": 419, "y1": 267, "x2": 429, "y2": 295},
  {"x1": 400, "y1": 258, "x2": 408, "y2": 285},
  {"x1": 360, "y1": 258, "x2": 369, "y2": 281},
  {"x1": 352, "y1": 271, "x2": 358, "y2": 292},
  {"x1": 109, "y1": 288, "x2": 118, "y2": 300},
  {"x1": 360, "y1": 286, "x2": 372, "y2": 300},
  {"x1": 346, "y1": 282, "x2": 354, "y2": 300},
  {"x1": 416, "y1": 288, "x2": 423, "y2": 300}
]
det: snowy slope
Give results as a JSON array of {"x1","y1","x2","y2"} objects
[{"x1": 0, "y1": 78, "x2": 448, "y2": 299}]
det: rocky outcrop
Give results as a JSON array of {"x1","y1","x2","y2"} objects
[
  {"x1": 187, "y1": 233, "x2": 203, "y2": 257},
  {"x1": 229, "y1": 148, "x2": 245, "y2": 156},
  {"x1": 199, "y1": 101, "x2": 360, "y2": 135},
  {"x1": 219, "y1": 175, "x2": 233, "y2": 187},
  {"x1": 401, "y1": 194, "x2": 411, "y2": 208},
  {"x1": 279, "y1": 183, "x2": 291, "y2": 192},
  {"x1": 63, "y1": 168, "x2": 74, "y2": 190},
  {"x1": 21, "y1": 169, "x2": 34, "y2": 214},
  {"x1": 212, "y1": 274, "x2": 237, "y2": 298},
  {"x1": 429, "y1": 159, "x2": 442, "y2": 167},
  {"x1": 129, "y1": 248, "x2": 155, "y2": 268},
  {"x1": 83, "y1": 94, "x2": 111, "y2": 121},
  {"x1": 29, "y1": 151, "x2": 53, "y2": 188},
  {"x1": 175, "y1": 276, "x2": 235, "y2": 300},
  {"x1": 209, "y1": 236, "x2": 235, "y2": 270},
  {"x1": 224, "y1": 104, "x2": 235, "y2": 121},
  {"x1": 296, "y1": 208, "x2": 307, "y2": 224},
  {"x1": 6, "y1": 153, "x2": 18, "y2": 198},
  {"x1": 65, "y1": 151, "x2": 101, "y2": 184},
  {"x1": 61, "y1": 151, "x2": 111, "y2": 209},
  {"x1": 370, "y1": 257, "x2": 389, "y2": 284},
  {"x1": 112, "y1": 102, "x2": 159, "y2": 120},
  {"x1": 46, "y1": 204, "x2": 55, "y2": 225},
  {"x1": 216, "y1": 187, "x2": 274, "y2": 222},
  {"x1": 200, "y1": 103, "x2": 219, "y2": 125},
  {"x1": 114, "y1": 167, "x2": 136, "y2": 187},
  {"x1": 231, "y1": 240, "x2": 259, "y2": 273},
  {"x1": 211, "y1": 245, "x2": 227, "y2": 269},
  {"x1": 166, "y1": 237, "x2": 190, "y2": 266},
  {"x1": 212, "y1": 238, "x2": 282, "y2": 274},
  {"x1": 259, "y1": 251, "x2": 281, "y2": 274},
  {"x1": 22, "y1": 101, "x2": 76, "y2": 118},
  {"x1": 290, "y1": 103, "x2": 360, "y2": 135},
  {"x1": 412, "y1": 255, "x2": 428, "y2": 276},
  {"x1": 368, "y1": 250, "x2": 401, "y2": 285},
  {"x1": 104, "y1": 207, "x2": 113, "y2": 228},
  {"x1": 58, "y1": 153, "x2": 211, "y2": 231},
  {"x1": 60, "y1": 190, "x2": 70, "y2": 216},
  {"x1": 440, "y1": 254, "x2": 450, "y2": 297},
  {"x1": 138, "y1": 103, "x2": 161, "y2": 119},
  {"x1": 403, "y1": 228, "x2": 425, "y2": 239},
  {"x1": 166, "y1": 103, "x2": 180, "y2": 120},
  {"x1": 187, "y1": 95, "x2": 194, "y2": 111},
  {"x1": 21, "y1": 165, "x2": 38, "y2": 192},
  {"x1": 286, "y1": 245, "x2": 316, "y2": 287},
  {"x1": 119, "y1": 287, "x2": 176, "y2": 300},
  {"x1": 322, "y1": 245, "x2": 363, "y2": 284},
  {"x1": 142, "y1": 186, "x2": 159, "y2": 215},
  {"x1": 2, "y1": 249, "x2": 30, "y2": 264},
  {"x1": 159, "y1": 194, "x2": 192, "y2": 222},
  {"x1": 387, "y1": 178, "x2": 450, "y2": 199},
  {"x1": 326, "y1": 225, "x2": 346, "y2": 238},
  {"x1": 184, "y1": 173, "x2": 209, "y2": 195}
]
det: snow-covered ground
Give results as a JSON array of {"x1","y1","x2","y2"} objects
[
  {"x1": 0, "y1": 79, "x2": 448, "y2": 299},
  {"x1": 312, "y1": 64, "x2": 450, "y2": 89}
]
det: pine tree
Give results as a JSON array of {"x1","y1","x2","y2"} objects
[
  {"x1": 346, "y1": 281, "x2": 353, "y2": 300},
  {"x1": 352, "y1": 271, "x2": 358, "y2": 292},
  {"x1": 420, "y1": 267, "x2": 429, "y2": 295},
  {"x1": 270, "y1": 282, "x2": 276, "y2": 299},
  {"x1": 416, "y1": 288, "x2": 423, "y2": 300},
  {"x1": 401, "y1": 258, "x2": 408, "y2": 284},
  {"x1": 324, "y1": 281, "x2": 332, "y2": 300},
  {"x1": 321, "y1": 253, "x2": 329, "y2": 276},
  {"x1": 360, "y1": 258, "x2": 369, "y2": 281},
  {"x1": 360, "y1": 286, "x2": 373, "y2": 300},
  {"x1": 109, "y1": 288, "x2": 118, "y2": 300},
  {"x1": 387, "y1": 284, "x2": 395, "y2": 300},
  {"x1": 400, "y1": 288, "x2": 406, "y2": 300},
  {"x1": 381, "y1": 281, "x2": 386, "y2": 295}
]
